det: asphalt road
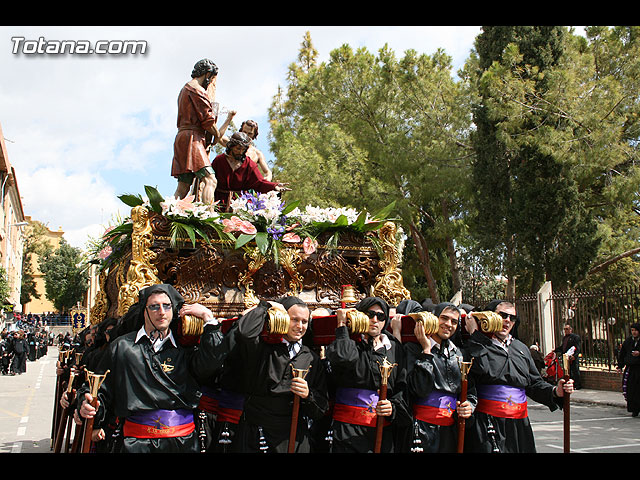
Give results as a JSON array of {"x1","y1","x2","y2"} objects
[
  {"x1": 530, "y1": 399, "x2": 640, "y2": 453},
  {"x1": 0, "y1": 345, "x2": 58, "y2": 453},
  {"x1": 1, "y1": 345, "x2": 638, "y2": 454}
]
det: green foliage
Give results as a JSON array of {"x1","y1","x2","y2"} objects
[
  {"x1": 39, "y1": 238, "x2": 89, "y2": 312},
  {"x1": 0, "y1": 266, "x2": 11, "y2": 308}
]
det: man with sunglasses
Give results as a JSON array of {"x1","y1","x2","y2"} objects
[
  {"x1": 78, "y1": 284, "x2": 229, "y2": 453},
  {"x1": 401, "y1": 302, "x2": 476, "y2": 453},
  {"x1": 325, "y1": 297, "x2": 409, "y2": 453},
  {"x1": 462, "y1": 299, "x2": 574, "y2": 453}
]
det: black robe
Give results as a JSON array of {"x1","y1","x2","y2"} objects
[
  {"x1": 618, "y1": 335, "x2": 640, "y2": 414},
  {"x1": 86, "y1": 322, "x2": 225, "y2": 453},
  {"x1": 232, "y1": 301, "x2": 329, "y2": 453},
  {"x1": 464, "y1": 331, "x2": 563, "y2": 453},
  {"x1": 325, "y1": 326, "x2": 410, "y2": 453},
  {"x1": 193, "y1": 320, "x2": 245, "y2": 453},
  {"x1": 404, "y1": 339, "x2": 477, "y2": 453}
]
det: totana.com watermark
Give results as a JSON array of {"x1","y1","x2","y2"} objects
[{"x1": 11, "y1": 36, "x2": 148, "y2": 55}]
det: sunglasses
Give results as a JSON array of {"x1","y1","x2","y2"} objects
[
  {"x1": 147, "y1": 303, "x2": 172, "y2": 312},
  {"x1": 497, "y1": 311, "x2": 519, "y2": 322},
  {"x1": 366, "y1": 310, "x2": 386, "y2": 322}
]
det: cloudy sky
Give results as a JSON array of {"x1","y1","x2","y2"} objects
[{"x1": 1, "y1": 26, "x2": 486, "y2": 249}]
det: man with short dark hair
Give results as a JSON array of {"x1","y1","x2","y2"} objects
[
  {"x1": 403, "y1": 302, "x2": 476, "y2": 453},
  {"x1": 78, "y1": 284, "x2": 227, "y2": 453}
]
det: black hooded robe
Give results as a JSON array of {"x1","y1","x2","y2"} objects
[
  {"x1": 84, "y1": 284, "x2": 226, "y2": 453},
  {"x1": 325, "y1": 297, "x2": 410, "y2": 453},
  {"x1": 232, "y1": 298, "x2": 329, "y2": 453},
  {"x1": 404, "y1": 302, "x2": 478, "y2": 453},
  {"x1": 463, "y1": 300, "x2": 563, "y2": 453}
]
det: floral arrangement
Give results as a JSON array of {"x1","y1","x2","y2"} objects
[{"x1": 89, "y1": 185, "x2": 396, "y2": 270}]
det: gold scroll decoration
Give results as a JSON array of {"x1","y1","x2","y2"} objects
[
  {"x1": 238, "y1": 247, "x2": 266, "y2": 309},
  {"x1": 280, "y1": 247, "x2": 304, "y2": 296},
  {"x1": 117, "y1": 206, "x2": 160, "y2": 316},
  {"x1": 373, "y1": 222, "x2": 411, "y2": 306}
]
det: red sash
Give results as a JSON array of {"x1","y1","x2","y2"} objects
[
  {"x1": 476, "y1": 385, "x2": 528, "y2": 419},
  {"x1": 123, "y1": 409, "x2": 195, "y2": 439},
  {"x1": 123, "y1": 420, "x2": 195, "y2": 439},
  {"x1": 198, "y1": 394, "x2": 243, "y2": 424},
  {"x1": 413, "y1": 404, "x2": 455, "y2": 426}
]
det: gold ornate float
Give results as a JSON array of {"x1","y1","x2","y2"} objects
[{"x1": 89, "y1": 190, "x2": 411, "y2": 323}]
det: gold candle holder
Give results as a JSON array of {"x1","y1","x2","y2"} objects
[
  {"x1": 85, "y1": 369, "x2": 110, "y2": 398},
  {"x1": 562, "y1": 353, "x2": 571, "y2": 377},
  {"x1": 377, "y1": 357, "x2": 397, "y2": 386},
  {"x1": 458, "y1": 358, "x2": 473, "y2": 380},
  {"x1": 59, "y1": 349, "x2": 72, "y2": 365},
  {"x1": 291, "y1": 365, "x2": 311, "y2": 380}
]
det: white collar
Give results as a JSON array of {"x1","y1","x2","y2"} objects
[
  {"x1": 491, "y1": 334, "x2": 512, "y2": 351},
  {"x1": 282, "y1": 338, "x2": 302, "y2": 357},
  {"x1": 365, "y1": 332, "x2": 392, "y2": 352},
  {"x1": 135, "y1": 325, "x2": 177, "y2": 352}
]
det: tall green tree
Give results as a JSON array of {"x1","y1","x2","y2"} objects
[
  {"x1": 468, "y1": 26, "x2": 610, "y2": 295},
  {"x1": 39, "y1": 238, "x2": 88, "y2": 312},
  {"x1": 270, "y1": 34, "x2": 474, "y2": 302}
]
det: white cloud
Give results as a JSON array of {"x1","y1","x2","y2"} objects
[{"x1": 1, "y1": 25, "x2": 484, "y2": 250}]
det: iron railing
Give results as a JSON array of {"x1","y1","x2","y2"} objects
[{"x1": 470, "y1": 285, "x2": 640, "y2": 371}]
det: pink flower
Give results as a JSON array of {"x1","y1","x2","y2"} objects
[
  {"x1": 176, "y1": 194, "x2": 196, "y2": 211},
  {"x1": 303, "y1": 236, "x2": 318, "y2": 254},
  {"x1": 222, "y1": 216, "x2": 257, "y2": 235},
  {"x1": 282, "y1": 232, "x2": 301, "y2": 243},
  {"x1": 98, "y1": 246, "x2": 113, "y2": 260}
]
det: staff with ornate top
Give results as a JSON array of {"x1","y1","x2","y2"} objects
[
  {"x1": 374, "y1": 357, "x2": 397, "y2": 453},
  {"x1": 457, "y1": 358, "x2": 473, "y2": 453}
]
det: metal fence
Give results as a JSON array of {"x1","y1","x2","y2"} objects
[
  {"x1": 549, "y1": 286, "x2": 640, "y2": 370},
  {"x1": 470, "y1": 285, "x2": 640, "y2": 371}
]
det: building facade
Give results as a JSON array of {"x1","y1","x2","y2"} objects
[{"x1": 0, "y1": 122, "x2": 27, "y2": 319}]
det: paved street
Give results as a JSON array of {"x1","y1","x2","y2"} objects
[
  {"x1": 1, "y1": 344, "x2": 638, "y2": 454},
  {"x1": 530, "y1": 399, "x2": 640, "y2": 453},
  {"x1": 0, "y1": 345, "x2": 59, "y2": 453}
]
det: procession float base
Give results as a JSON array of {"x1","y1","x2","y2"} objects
[{"x1": 90, "y1": 206, "x2": 411, "y2": 325}]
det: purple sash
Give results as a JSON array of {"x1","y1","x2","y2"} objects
[{"x1": 476, "y1": 384, "x2": 528, "y2": 419}]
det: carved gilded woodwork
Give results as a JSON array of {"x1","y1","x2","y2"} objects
[
  {"x1": 117, "y1": 206, "x2": 160, "y2": 316},
  {"x1": 93, "y1": 207, "x2": 411, "y2": 319},
  {"x1": 372, "y1": 221, "x2": 411, "y2": 306}
]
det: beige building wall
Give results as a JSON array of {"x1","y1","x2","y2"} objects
[{"x1": 0, "y1": 122, "x2": 27, "y2": 313}]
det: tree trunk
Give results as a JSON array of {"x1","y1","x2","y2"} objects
[
  {"x1": 408, "y1": 220, "x2": 440, "y2": 303},
  {"x1": 441, "y1": 199, "x2": 462, "y2": 294}
]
